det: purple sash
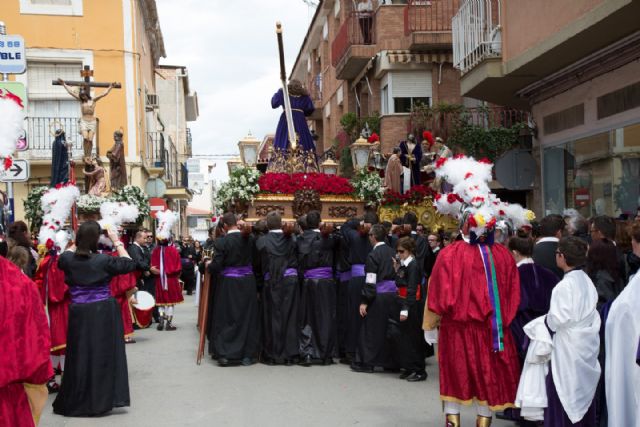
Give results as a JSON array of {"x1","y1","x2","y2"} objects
[
  {"x1": 339, "y1": 271, "x2": 352, "y2": 282},
  {"x1": 351, "y1": 264, "x2": 365, "y2": 278},
  {"x1": 222, "y1": 265, "x2": 253, "y2": 277},
  {"x1": 70, "y1": 285, "x2": 111, "y2": 304},
  {"x1": 479, "y1": 244, "x2": 504, "y2": 352},
  {"x1": 264, "y1": 268, "x2": 297, "y2": 281},
  {"x1": 304, "y1": 267, "x2": 333, "y2": 280},
  {"x1": 376, "y1": 280, "x2": 397, "y2": 294}
]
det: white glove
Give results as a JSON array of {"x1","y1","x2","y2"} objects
[{"x1": 424, "y1": 329, "x2": 438, "y2": 345}]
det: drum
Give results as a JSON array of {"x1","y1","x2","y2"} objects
[{"x1": 132, "y1": 290, "x2": 155, "y2": 328}]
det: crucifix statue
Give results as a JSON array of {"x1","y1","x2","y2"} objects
[{"x1": 53, "y1": 65, "x2": 121, "y2": 165}]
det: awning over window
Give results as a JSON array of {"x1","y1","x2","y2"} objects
[{"x1": 386, "y1": 50, "x2": 453, "y2": 64}]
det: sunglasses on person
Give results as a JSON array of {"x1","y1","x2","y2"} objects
[{"x1": 397, "y1": 249, "x2": 406, "y2": 254}]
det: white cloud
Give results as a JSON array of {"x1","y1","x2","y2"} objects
[{"x1": 156, "y1": 0, "x2": 314, "y2": 180}]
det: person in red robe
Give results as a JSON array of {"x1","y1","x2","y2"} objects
[
  {"x1": 33, "y1": 249, "x2": 70, "y2": 393},
  {"x1": 0, "y1": 255, "x2": 53, "y2": 427},
  {"x1": 151, "y1": 239, "x2": 183, "y2": 330},
  {"x1": 108, "y1": 249, "x2": 138, "y2": 343}
]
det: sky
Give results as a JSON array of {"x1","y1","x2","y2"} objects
[{"x1": 155, "y1": 0, "x2": 315, "y2": 182}]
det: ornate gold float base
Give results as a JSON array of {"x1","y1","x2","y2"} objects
[
  {"x1": 246, "y1": 193, "x2": 365, "y2": 223},
  {"x1": 378, "y1": 200, "x2": 459, "y2": 232}
]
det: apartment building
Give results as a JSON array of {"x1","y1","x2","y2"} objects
[
  {"x1": 452, "y1": 0, "x2": 640, "y2": 217},
  {"x1": 291, "y1": 0, "x2": 465, "y2": 155}
]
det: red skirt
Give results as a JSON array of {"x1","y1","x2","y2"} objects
[
  {"x1": 49, "y1": 301, "x2": 69, "y2": 354},
  {"x1": 438, "y1": 318, "x2": 520, "y2": 410},
  {"x1": 155, "y1": 277, "x2": 184, "y2": 306}
]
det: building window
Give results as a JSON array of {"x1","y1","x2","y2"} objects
[
  {"x1": 381, "y1": 71, "x2": 432, "y2": 114},
  {"x1": 542, "y1": 122, "x2": 640, "y2": 217},
  {"x1": 20, "y1": 0, "x2": 83, "y2": 16}
]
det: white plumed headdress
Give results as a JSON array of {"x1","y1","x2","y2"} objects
[
  {"x1": 38, "y1": 183, "x2": 81, "y2": 250},
  {"x1": 0, "y1": 94, "x2": 24, "y2": 172},
  {"x1": 155, "y1": 210, "x2": 178, "y2": 241}
]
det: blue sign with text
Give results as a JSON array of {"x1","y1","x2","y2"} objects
[{"x1": 0, "y1": 35, "x2": 26, "y2": 74}]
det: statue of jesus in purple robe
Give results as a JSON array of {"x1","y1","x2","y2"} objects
[{"x1": 271, "y1": 80, "x2": 316, "y2": 152}]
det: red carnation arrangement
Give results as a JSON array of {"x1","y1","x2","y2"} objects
[
  {"x1": 367, "y1": 133, "x2": 380, "y2": 143},
  {"x1": 435, "y1": 157, "x2": 448, "y2": 169},
  {"x1": 258, "y1": 173, "x2": 353, "y2": 195}
]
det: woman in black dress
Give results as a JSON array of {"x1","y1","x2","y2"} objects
[{"x1": 53, "y1": 221, "x2": 137, "y2": 417}]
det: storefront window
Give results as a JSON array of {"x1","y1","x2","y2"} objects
[{"x1": 543, "y1": 122, "x2": 640, "y2": 217}]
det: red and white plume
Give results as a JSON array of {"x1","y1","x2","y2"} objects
[
  {"x1": 156, "y1": 210, "x2": 179, "y2": 241},
  {"x1": 0, "y1": 96, "x2": 24, "y2": 172},
  {"x1": 38, "y1": 184, "x2": 81, "y2": 250}
]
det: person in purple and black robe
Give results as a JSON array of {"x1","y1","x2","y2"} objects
[
  {"x1": 271, "y1": 80, "x2": 315, "y2": 152},
  {"x1": 296, "y1": 211, "x2": 337, "y2": 366},
  {"x1": 207, "y1": 212, "x2": 259, "y2": 367},
  {"x1": 255, "y1": 212, "x2": 300, "y2": 365}
]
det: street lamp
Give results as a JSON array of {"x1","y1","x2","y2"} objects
[
  {"x1": 320, "y1": 157, "x2": 339, "y2": 175},
  {"x1": 227, "y1": 158, "x2": 242, "y2": 175},
  {"x1": 350, "y1": 135, "x2": 371, "y2": 171},
  {"x1": 238, "y1": 132, "x2": 260, "y2": 167}
]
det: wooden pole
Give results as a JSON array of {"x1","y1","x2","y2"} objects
[
  {"x1": 276, "y1": 22, "x2": 297, "y2": 150},
  {"x1": 196, "y1": 267, "x2": 211, "y2": 365}
]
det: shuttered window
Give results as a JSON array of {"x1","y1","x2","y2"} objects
[
  {"x1": 27, "y1": 61, "x2": 82, "y2": 100},
  {"x1": 381, "y1": 71, "x2": 432, "y2": 114}
]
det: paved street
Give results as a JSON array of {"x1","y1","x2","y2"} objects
[{"x1": 41, "y1": 295, "x2": 514, "y2": 427}]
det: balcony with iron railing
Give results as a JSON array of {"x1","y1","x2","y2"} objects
[
  {"x1": 145, "y1": 131, "x2": 180, "y2": 187},
  {"x1": 404, "y1": 0, "x2": 461, "y2": 50},
  {"x1": 331, "y1": 11, "x2": 377, "y2": 80},
  {"x1": 17, "y1": 117, "x2": 98, "y2": 162},
  {"x1": 452, "y1": 0, "x2": 502, "y2": 74},
  {"x1": 306, "y1": 72, "x2": 323, "y2": 120}
]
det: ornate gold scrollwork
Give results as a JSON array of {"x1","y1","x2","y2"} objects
[{"x1": 378, "y1": 199, "x2": 458, "y2": 232}]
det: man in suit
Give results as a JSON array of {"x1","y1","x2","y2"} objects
[
  {"x1": 532, "y1": 214, "x2": 565, "y2": 279},
  {"x1": 590, "y1": 215, "x2": 628, "y2": 282}
]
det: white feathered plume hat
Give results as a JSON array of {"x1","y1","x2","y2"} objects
[
  {"x1": 97, "y1": 201, "x2": 140, "y2": 247},
  {"x1": 155, "y1": 210, "x2": 178, "y2": 241},
  {"x1": 0, "y1": 94, "x2": 25, "y2": 172},
  {"x1": 38, "y1": 183, "x2": 81, "y2": 251},
  {"x1": 433, "y1": 155, "x2": 535, "y2": 237}
]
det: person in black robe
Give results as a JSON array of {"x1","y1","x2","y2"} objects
[
  {"x1": 179, "y1": 236, "x2": 197, "y2": 295},
  {"x1": 297, "y1": 211, "x2": 337, "y2": 365},
  {"x1": 141, "y1": 229, "x2": 159, "y2": 323},
  {"x1": 255, "y1": 212, "x2": 300, "y2": 365},
  {"x1": 340, "y1": 211, "x2": 377, "y2": 364},
  {"x1": 207, "y1": 212, "x2": 259, "y2": 366},
  {"x1": 352, "y1": 224, "x2": 397, "y2": 372},
  {"x1": 52, "y1": 221, "x2": 137, "y2": 417},
  {"x1": 335, "y1": 227, "x2": 351, "y2": 359},
  {"x1": 205, "y1": 222, "x2": 225, "y2": 358},
  {"x1": 392, "y1": 237, "x2": 427, "y2": 381},
  {"x1": 50, "y1": 129, "x2": 69, "y2": 187}
]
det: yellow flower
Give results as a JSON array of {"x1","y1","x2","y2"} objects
[
  {"x1": 525, "y1": 210, "x2": 536, "y2": 221},
  {"x1": 474, "y1": 213, "x2": 486, "y2": 227}
]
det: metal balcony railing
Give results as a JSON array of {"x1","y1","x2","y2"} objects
[
  {"x1": 145, "y1": 131, "x2": 166, "y2": 169},
  {"x1": 452, "y1": 0, "x2": 502, "y2": 73},
  {"x1": 404, "y1": 0, "x2": 461, "y2": 35},
  {"x1": 180, "y1": 162, "x2": 189, "y2": 188},
  {"x1": 21, "y1": 117, "x2": 98, "y2": 160},
  {"x1": 331, "y1": 11, "x2": 376, "y2": 68}
]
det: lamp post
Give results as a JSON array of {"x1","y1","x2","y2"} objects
[
  {"x1": 238, "y1": 132, "x2": 260, "y2": 167},
  {"x1": 320, "y1": 157, "x2": 339, "y2": 175},
  {"x1": 227, "y1": 158, "x2": 242, "y2": 175},
  {"x1": 350, "y1": 135, "x2": 371, "y2": 171}
]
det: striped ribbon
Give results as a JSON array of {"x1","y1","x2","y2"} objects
[
  {"x1": 160, "y1": 246, "x2": 168, "y2": 291},
  {"x1": 478, "y1": 244, "x2": 504, "y2": 352}
]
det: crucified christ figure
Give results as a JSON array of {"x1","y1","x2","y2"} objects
[{"x1": 58, "y1": 78, "x2": 116, "y2": 165}]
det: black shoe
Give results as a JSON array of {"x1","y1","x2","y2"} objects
[
  {"x1": 339, "y1": 356, "x2": 352, "y2": 365},
  {"x1": 406, "y1": 371, "x2": 427, "y2": 382},
  {"x1": 157, "y1": 317, "x2": 165, "y2": 331},
  {"x1": 284, "y1": 359, "x2": 294, "y2": 366},
  {"x1": 186, "y1": 291, "x2": 193, "y2": 295},
  {"x1": 46, "y1": 378, "x2": 59, "y2": 394},
  {"x1": 53, "y1": 367, "x2": 62, "y2": 376},
  {"x1": 218, "y1": 358, "x2": 230, "y2": 367},
  {"x1": 383, "y1": 367, "x2": 400, "y2": 373},
  {"x1": 241, "y1": 357, "x2": 253, "y2": 366},
  {"x1": 261, "y1": 358, "x2": 276, "y2": 366},
  {"x1": 299, "y1": 355, "x2": 312, "y2": 367},
  {"x1": 322, "y1": 358, "x2": 334, "y2": 365},
  {"x1": 351, "y1": 363, "x2": 374, "y2": 373},
  {"x1": 399, "y1": 370, "x2": 414, "y2": 380}
]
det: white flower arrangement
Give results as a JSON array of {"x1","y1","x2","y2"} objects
[
  {"x1": 351, "y1": 169, "x2": 384, "y2": 206},
  {"x1": 76, "y1": 194, "x2": 110, "y2": 213},
  {"x1": 214, "y1": 166, "x2": 261, "y2": 211}
]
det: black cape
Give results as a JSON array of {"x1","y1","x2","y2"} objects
[{"x1": 50, "y1": 133, "x2": 69, "y2": 187}]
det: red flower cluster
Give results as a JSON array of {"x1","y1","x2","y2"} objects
[
  {"x1": 435, "y1": 157, "x2": 448, "y2": 169},
  {"x1": 381, "y1": 185, "x2": 436, "y2": 206},
  {"x1": 368, "y1": 133, "x2": 380, "y2": 143},
  {"x1": 258, "y1": 173, "x2": 353, "y2": 195}
]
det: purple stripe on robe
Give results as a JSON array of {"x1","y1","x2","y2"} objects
[
  {"x1": 544, "y1": 366, "x2": 596, "y2": 427},
  {"x1": 376, "y1": 280, "x2": 397, "y2": 294},
  {"x1": 264, "y1": 268, "x2": 297, "y2": 281},
  {"x1": 339, "y1": 271, "x2": 352, "y2": 282},
  {"x1": 70, "y1": 285, "x2": 111, "y2": 304},
  {"x1": 222, "y1": 265, "x2": 253, "y2": 277},
  {"x1": 479, "y1": 244, "x2": 502, "y2": 351},
  {"x1": 351, "y1": 264, "x2": 365, "y2": 278},
  {"x1": 304, "y1": 267, "x2": 333, "y2": 280}
]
